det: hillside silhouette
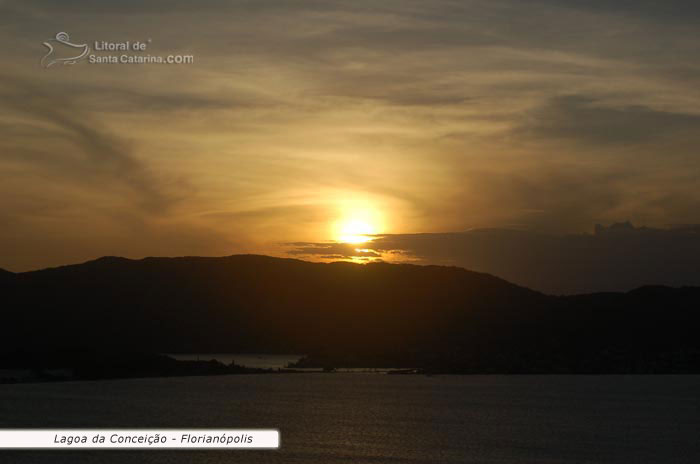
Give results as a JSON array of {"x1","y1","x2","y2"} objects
[{"x1": 2, "y1": 255, "x2": 698, "y2": 373}]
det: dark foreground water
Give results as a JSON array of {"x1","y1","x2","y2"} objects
[{"x1": 1, "y1": 375, "x2": 699, "y2": 463}]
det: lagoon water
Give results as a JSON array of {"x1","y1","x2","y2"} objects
[{"x1": 1, "y1": 375, "x2": 699, "y2": 463}]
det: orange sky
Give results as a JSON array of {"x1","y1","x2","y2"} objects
[{"x1": 1, "y1": 1, "x2": 700, "y2": 271}]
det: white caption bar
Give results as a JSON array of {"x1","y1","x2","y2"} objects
[{"x1": 0, "y1": 429, "x2": 280, "y2": 449}]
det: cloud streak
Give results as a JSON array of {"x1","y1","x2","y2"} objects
[
  {"x1": 0, "y1": 75, "x2": 173, "y2": 212},
  {"x1": 287, "y1": 223, "x2": 700, "y2": 294}
]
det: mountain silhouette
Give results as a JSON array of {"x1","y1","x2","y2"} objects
[{"x1": 2, "y1": 255, "x2": 698, "y2": 373}]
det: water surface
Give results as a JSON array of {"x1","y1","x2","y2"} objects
[{"x1": 1, "y1": 375, "x2": 698, "y2": 463}]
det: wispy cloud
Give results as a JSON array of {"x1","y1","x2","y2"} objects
[
  {"x1": 1, "y1": 0, "x2": 700, "y2": 272},
  {"x1": 512, "y1": 95, "x2": 700, "y2": 145},
  {"x1": 287, "y1": 241, "x2": 382, "y2": 259},
  {"x1": 0, "y1": 75, "x2": 174, "y2": 212}
]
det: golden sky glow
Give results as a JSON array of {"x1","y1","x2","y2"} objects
[{"x1": 1, "y1": 1, "x2": 700, "y2": 271}]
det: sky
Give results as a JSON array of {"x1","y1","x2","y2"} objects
[{"x1": 1, "y1": 0, "x2": 699, "y2": 278}]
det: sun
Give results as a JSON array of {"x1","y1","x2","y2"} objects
[
  {"x1": 334, "y1": 205, "x2": 383, "y2": 244},
  {"x1": 338, "y1": 219, "x2": 376, "y2": 244}
]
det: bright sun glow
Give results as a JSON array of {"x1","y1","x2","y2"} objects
[
  {"x1": 338, "y1": 219, "x2": 376, "y2": 243},
  {"x1": 334, "y1": 204, "x2": 383, "y2": 244}
]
